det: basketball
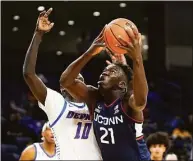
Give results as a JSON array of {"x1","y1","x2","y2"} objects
[{"x1": 104, "y1": 18, "x2": 139, "y2": 55}]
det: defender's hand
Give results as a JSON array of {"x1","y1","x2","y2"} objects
[
  {"x1": 106, "y1": 48, "x2": 127, "y2": 65},
  {"x1": 36, "y1": 8, "x2": 54, "y2": 33}
]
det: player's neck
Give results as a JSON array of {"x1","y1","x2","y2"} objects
[
  {"x1": 151, "y1": 155, "x2": 163, "y2": 161},
  {"x1": 103, "y1": 90, "x2": 122, "y2": 105},
  {"x1": 42, "y1": 142, "x2": 55, "y2": 155}
]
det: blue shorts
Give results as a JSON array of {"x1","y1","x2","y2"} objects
[{"x1": 137, "y1": 138, "x2": 151, "y2": 161}]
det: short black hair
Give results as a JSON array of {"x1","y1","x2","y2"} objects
[
  {"x1": 146, "y1": 132, "x2": 171, "y2": 151},
  {"x1": 114, "y1": 63, "x2": 133, "y2": 82}
]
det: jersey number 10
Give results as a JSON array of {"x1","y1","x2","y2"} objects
[{"x1": 74, "y1": 122, "x2": 92, "y2": 139}]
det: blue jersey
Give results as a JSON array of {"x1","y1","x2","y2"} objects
[{"x1": 93, "y1": 98, "x2": 143, "y2": 161}]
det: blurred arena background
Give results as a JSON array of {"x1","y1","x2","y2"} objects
[{"x1": 1, "y1": 1, "x2": 193, "y2": 161}]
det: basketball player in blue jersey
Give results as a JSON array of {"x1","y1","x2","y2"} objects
[
  {"x1": 23, "y1": 8, "x2": 102, "y2": 160},
  {"x1": 60, "y1": 24, "x2": 149, "y2": 161},
  {"x1": 106, "y1": 53, "x2": 150, "y2": 161}
]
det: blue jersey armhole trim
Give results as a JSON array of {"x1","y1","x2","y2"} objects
[
  {"x1": 50, "y1": 100, "x2": 67, "y2": 128},
  {"x1": 68, "y1": 102, "x2": 85, "y2": 108},
  {"x1": 39, "y1": 143, "x2": 56, "y2": 158},
  {"x1": 33, "y1": 144, "x2": 37, "y2": 160}
]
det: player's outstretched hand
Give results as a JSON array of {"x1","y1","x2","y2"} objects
[
  {"x1": 86, "y1": 25, "x2": 106, "y2": 56},
  {"x1": 116, "y1": 26, "x2": 142, "y2": 61},
  {"x1": 106, "y1": 48, "x2": 127, "y2": 65},
  {"x1": 36, "y1": 8, "x2": 54, "y2": 34}
]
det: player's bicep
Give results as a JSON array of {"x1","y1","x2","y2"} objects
[
  {"x1": 64, "y1": 79, "x2": 90, "y2": 102},
  {"x1": 128, "y1": 94, "x2": 146, "y2": 111},
  {"x1": 23, "y1": 74, "x2": 47, "y2": 105},
  {"x1": 63, "y1": 80, "x2": 97, "y2": 104},
  {"x1": 19, "y1": 145, "x2": 35, "y2": 161}
]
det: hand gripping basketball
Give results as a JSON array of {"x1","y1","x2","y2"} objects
[
  {"x1": 117, "y1": 26, "x2": 142, "y2": 61},
  {"x1": 36, "y1": 8, "x2": 54, "y2": 33}
]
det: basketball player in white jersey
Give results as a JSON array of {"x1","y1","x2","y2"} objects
[
  {"x1": 19, "y1": 122, "x2": 57, "y2": 160},
  {"x1": 23, "y1": 8, "x2": 102, "y2": 160}
]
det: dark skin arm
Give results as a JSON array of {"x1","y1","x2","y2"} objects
[
  {"x1": 23, "y1": 8, "x2": 54, "y2": 105},
  {"x1": 60, "y1": 27, "x2": 105, "y2": 104},
  {"x1": 118, "y1": 25, "x2": 148, "y2": 112},
  {"x1": 106, "y1": 50, "x2": 143, "y2": 120}
]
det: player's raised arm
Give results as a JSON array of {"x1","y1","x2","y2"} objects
[
  {"x1": 59, "y1": 27, "x2": 105, "y2": 103},
  {"x1": 23, "y1": 8, "x2": 54, "y2": 105},
  {"x1": 19, "y1": 145, "x2": 36, "y2": 161},
  {"x1": 118, "y1": 26, "x2": 148, "y2": 111}
]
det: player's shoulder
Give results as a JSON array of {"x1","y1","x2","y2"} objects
[
  {"x1": 20, "y1": 144, "x2": 36, "y2": 160},
  {"x1": 24, "y1": 144, "x2": 36, "y2": 153},
  {"x1": 46, "y1": 87, "x2": 65, "y2": 103},
  {"x1": 46, "y1": 87, "x2": 63, "y2": 97}
]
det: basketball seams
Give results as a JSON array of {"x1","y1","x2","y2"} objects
[
  {"x1": 111, "y1": 22, "x2": 127, "y2": 30},
  {"x1": 104, "y1": 28, "x2": 119, "y2": 54},
  {"x1": 104, "y1": 18, "x2": 137, "y2": 55},
  {"x1": 109, "y1": 26, "x2": 125, "y2": 46}
]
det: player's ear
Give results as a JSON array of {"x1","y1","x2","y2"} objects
[{"x1": 119, "y1": 81, "x2": 127, "y2": 91}]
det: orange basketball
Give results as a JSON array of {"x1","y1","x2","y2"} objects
[{"x1": 104, "y1": 18, "x2": 139, "y2": 55}]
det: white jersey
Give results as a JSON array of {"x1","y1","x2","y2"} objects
[
  {"x1": 38, "y1": 88, "x2": 102, "y2": 160},
  {"x1": 33, "y1": 143, "x2": 58, "y2": 160}
]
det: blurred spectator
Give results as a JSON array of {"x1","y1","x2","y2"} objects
[
  {"x1": 2, "y1": 112, "x2": 30, "y2": 144},
  {"x1": 146, "y1": 132, "x2": 171, "y2": 161},
  {"x1": 171, "y1": 123, "x2": 192, "y2": 160}
]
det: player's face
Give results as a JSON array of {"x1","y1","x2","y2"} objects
[
  {"x1": 98, "y1": 64, "x2": 123, "y2": 90},
  {"x1": 149, "y1": 144, "x2": 166, "y2": 159},
  {"x1": 43, "y1": 127, "x2": 55, "y2": 144}
]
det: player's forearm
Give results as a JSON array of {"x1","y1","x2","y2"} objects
[
  {"x1": 132, "y1": 55, "x2": 148, "y2": 106},
  {"x1": 23, "y1": 32, "x2": 43, "y2": 75},
  {"x1": 60, "y1": 52, "x2": 93, "y2": 87}
]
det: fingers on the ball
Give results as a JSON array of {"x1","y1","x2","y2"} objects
[
  {"x1": 97, "y1": 25, "x2": 107, "y2": 39},
  {"x1": 118, "y1": 45, "x2": 132, "y2": 53},
  {"x1": 124, "y1": 26, "x2": 135, "y2": 44},
  {"x1": 105, "y1": 48, "x2": 111, "y2": 54},
  {"x1": 131, "y1": 24, "x2": 138, "y2": 36},
  {"x1": 95, "y1": 42, "x2": 105, "y2": 47},
  {"x1": 118, "y1": 36, "x2": 127, "y2": 46},
  {"x1": 44, "y1": 8, "x2": 53, "y2": 17},
  {"x1": 138, "y1": 33, "x2": 142, "y2": 44}
]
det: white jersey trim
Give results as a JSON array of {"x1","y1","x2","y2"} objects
[{"x1": 50, "y1": 100, "x2": 67, "y2": 127}]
